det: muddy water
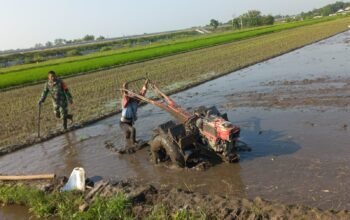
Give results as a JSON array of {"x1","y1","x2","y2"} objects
[
  {"x1": 2, "y1": 31, "x2": 350, "y2": 217},
  {"x1": 0, "y1": 205, "x2": 40, "y2": 220}
]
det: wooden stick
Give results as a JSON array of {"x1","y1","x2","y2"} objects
[
  {"x1": 0, "y1": 174, "x2": 55, "y2": 181},
  {"x1": 37, "y1": 104, "x2": 41, "y2": 138},
  {"x1": 79, "y1": 181, "x2": 109, "y2": 212}
]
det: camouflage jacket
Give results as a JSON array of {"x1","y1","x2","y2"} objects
[{"x1": 40, "y1": 78, "x2": 73, "y2": 106}]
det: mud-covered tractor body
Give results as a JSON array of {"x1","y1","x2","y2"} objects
[
  {"x1": 150, "y1": 106, "x2": 240, "y2": 167},
  {"x1": 120, "y1": 78, "x2": 243, "y2": 167}
]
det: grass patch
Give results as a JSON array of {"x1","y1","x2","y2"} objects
[
  {"x1": 0, "y1": 184, "x2": 84, "y2": 219},
  {"x1": 146, "y1": 204, "x2": 204, "y2": 220},
  {"x1": 79, "y1": 194, "x2": 134, "y2": 220},
  {"x1": 0, "y1": 184, "x2": 209, "y2": 219},
  {"x1": 0, "y1": 183, "x2": 134, "y2": 219}
]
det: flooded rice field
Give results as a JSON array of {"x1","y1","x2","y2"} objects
[{"x1": 1, "y1": 30, "x2": 350, "y2": 217}]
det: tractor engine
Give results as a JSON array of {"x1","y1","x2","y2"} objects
[{"x1": 195, "y1": 113, "x2": 240, "y2": 154}]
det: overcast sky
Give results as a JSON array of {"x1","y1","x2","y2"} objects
[{"x1": 0, "y1": 0, "x2": 341, "y2": 50}]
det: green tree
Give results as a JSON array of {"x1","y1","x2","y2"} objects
[
  {"x1": 242, "y1": 10, "x2": 262, "y2": 27},
  {"x1": 45, "y1": 41, "x2": 53, "y2": 47},
  {"x1": 34, "y1": 43, "x2": 44, "y2": 48},
  {"x1": 210, "y1": 19, "x2": 219, "y2": 29},
  {"x1": 54, "y1": 38, "x2": 66, "y2": 46},
  {"x1": 261, "y1": 15, "x2": 275, "y2": 25},
  {"x1": 320, "y1": 6, "x2": 332, "y2": 16},
  {"x1": 300, "y1": 1, "x2": 348, "y2": 18},
  {"x1": 232, "y1": 18, "x2": 241, "y2": 29},
  {"x1": 73, "y1": 39, "x2": 83, "y2": 43},
  {"x1": 83, "y1": 35, "x2": 95, "y2": 41}
]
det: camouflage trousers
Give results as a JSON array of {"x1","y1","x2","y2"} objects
[
  {"x1": 52, "y1": 101, "x2": 68, "y2": 119},
  {"x1": 52, "y1": 101, "x2": 72, "y2": 129}
]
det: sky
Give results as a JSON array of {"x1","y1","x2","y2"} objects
[{"x1": 0, "y1": 0, "x2": 342, "y2": 50}]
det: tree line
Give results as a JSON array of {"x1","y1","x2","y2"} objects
[
  {"x1": 209, "y1": 1, "x2": 350, "y2": 30},
  {"x1": 0, "y1": 31, "x2": 199, "y2": 68},
  {"x1": 33, "y1": 35, "x2": 106, "y2": 49},
  {"x1": 209, "y1": 10, "x2": 274, "y2": 30},
  {"x1": 301, "y1": 1, "x2": 350, "y2": 19}
]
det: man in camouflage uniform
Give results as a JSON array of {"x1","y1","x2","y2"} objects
[{"x1": 38, "y1": 71, "x2": 73, "y2": 130}]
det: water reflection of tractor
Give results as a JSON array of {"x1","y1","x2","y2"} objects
[{"x1": 120, "y1": 78, "x2": 250, "y2": 168}]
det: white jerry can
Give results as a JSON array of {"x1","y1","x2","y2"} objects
[{"x1": 61, "y1": 167, "x2": 86, "y2": 192}]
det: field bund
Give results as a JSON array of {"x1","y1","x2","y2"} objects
[{"x1": 1, "y1": 17, "x2": 350, "y2": 151}]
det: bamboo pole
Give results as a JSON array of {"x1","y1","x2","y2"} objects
[{"x1": 0, "y1": 174, "x2": 55, "y2": 181}]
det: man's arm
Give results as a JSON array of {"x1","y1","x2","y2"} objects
[
  {"x1": 62, "y1": 81, "x2": 73, "y2": 104},
  {"x1": 139, "y1": 79, "x2": 149, "y2": 96},
  {"x1": 122, "y1": 82, "x2": 130, "y2": 108},
  {"x1": 38, "y1": 83, "x2": 49, "y2": 105},
  {"x1": 121, "y1": 79, "x2": 148, "y2": 107}
]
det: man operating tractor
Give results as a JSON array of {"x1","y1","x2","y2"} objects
[
  {"x1": 38, "y1": 71, "x2": 73, "y2": 130},
  {"x1": 113, "y1": 77, "x2": 249, "y2": 168},
  {"x1": 120, "y1": 79, "x2": 149, "y2": 148}
]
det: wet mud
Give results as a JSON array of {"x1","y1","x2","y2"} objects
[
  {"x1": 118, "y1": 180, "x2": 350, "y2": 219},
  {"x1": 225, "y1": 76, "x2": 350, "y2": 109},
  {"x1": 0, "y1": 205, "x2": 37, "y2": 220},
  {"x1": 1, "y1": 31, "x2": 350, "y2": 218}
]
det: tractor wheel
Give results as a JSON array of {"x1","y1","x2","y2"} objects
[{"x1": 150, "y1": 135, "x2": 185, "y2": 168}]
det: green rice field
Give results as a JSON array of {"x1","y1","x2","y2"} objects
[{"x1": 0, "y1": 16, "x2": 343, "y2": 90}]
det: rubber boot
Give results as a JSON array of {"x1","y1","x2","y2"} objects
[
  {"x1": 63, "y1": 117, "x2": 68, "y2": 130},
  {"x1": 125, "y1": 138, "x2": 137, "y2": 153}
]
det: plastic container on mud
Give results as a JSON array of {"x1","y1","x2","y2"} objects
[{"x1": 61, "y1": 167, "x2": 86, "y2": 192}]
